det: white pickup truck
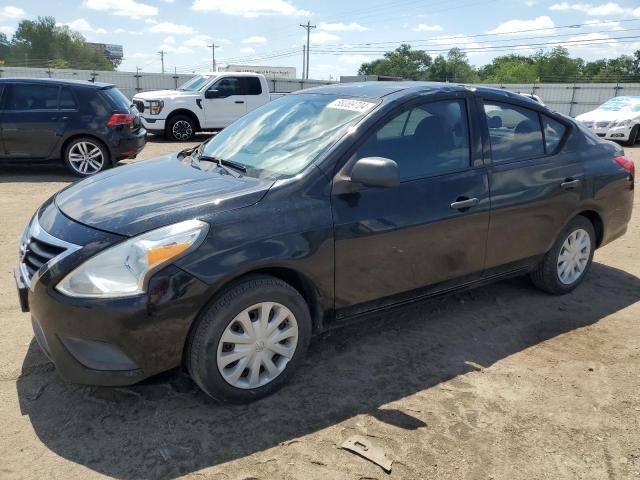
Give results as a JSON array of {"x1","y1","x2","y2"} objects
[{"x1": 132, "y1": 72, "x2": 279, "y2": 141}]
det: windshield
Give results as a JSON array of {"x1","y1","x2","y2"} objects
[
  {"x1": 199, "y1": 94, "x2": 378, "y2": 177},
  {"x1": 598, "y1": 96, "x2": 640, "y2": 113},
  {"x1": 179, "y1": 75, "x2": 216, "y2": 92}
]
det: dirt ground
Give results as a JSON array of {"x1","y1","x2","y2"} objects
[{"x1": 0, "y1": 137, "x2": 639, "y2": 480}]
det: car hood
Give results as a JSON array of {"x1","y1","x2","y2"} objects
[
  {"x1": 576, "y1": 109, "x2": 640, "y2": 123},
  {"x1": 133, "y1": 90, "x2": 200, "y2": 101},
  {"x1": 55, "y1": 155, "x2": 275, "y2": 236}
]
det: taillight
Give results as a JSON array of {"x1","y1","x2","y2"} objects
[
  {"x1": 106, "y1": 113, "x2": 135, "y2": 127},
  {"x1": 614, "y1": 155, "x2": 635, "y2": 179}
]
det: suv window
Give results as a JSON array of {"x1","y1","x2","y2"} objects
[
  {"x1": 211, "y1": 77, "x2": 243, "y2": 97},
  {"x1": 542, "y1": 115, "x2": 566, "y2": 153},
  {"x1": 5, "y1": 84, "x2": 59, "y2": 111},
  {"x1": 243, "y1": 77, "x2": 262, "y2": 95},
  {"x1": 59, "y1": 88, "x2": 78, "y2": 110},
  {"x1": 484, "y1": 101, "x2": 544, "y2": 163},
  {"x1": 357, "y1": 99, "x2": 471, "y2": 180}
]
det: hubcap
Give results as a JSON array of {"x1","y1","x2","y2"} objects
[
  {"x1": 172, "y1": 120, "x2": 193, "y2": 140},
  {"x1": 68, "y1": 141, "x2": 104, "y2": 175},
  {"x1": 557, "y1": 228, "x2": 591, "y2": 285},
  {"x1": 217, "y1": 302, "x2": 299, "y2": 389}
]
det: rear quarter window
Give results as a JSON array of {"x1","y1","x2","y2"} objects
[{"x1": 542, "y1": 115, "x2": 567, "y2": 153}]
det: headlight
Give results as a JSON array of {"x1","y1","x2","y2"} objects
[
  {"x1": 613, "y1": 119, "x2": 633, "y2": 127},
  {"x1": 56, "y1": 220, "x2": 208, "y2": 298},
  {"x1": 149, "y1": 100, "x2": 164, "y2": 115}
]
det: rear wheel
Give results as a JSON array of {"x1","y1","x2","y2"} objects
[
  {"x1": 186, "y1": 275, "x2": 312, "y2": 403},
  {"x1": 166, "y1": 114, "x2": 196, "y2": 141},
  {"x1": 63, "y1": 137, "x2": 110, "y2": 177},
  {"x1": 530, "y1": 216, "x2": 595, "y2": 295}
]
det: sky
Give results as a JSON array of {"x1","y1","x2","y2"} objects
[{"x1": 1, "y1": 0, "x2": 640, "y2": 79}]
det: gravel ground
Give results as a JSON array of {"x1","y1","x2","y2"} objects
[{"x1": 0, "y1": 136, "x2": 639, "y2": 480}]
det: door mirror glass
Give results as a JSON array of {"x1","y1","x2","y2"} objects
[
  {"x1": 205, "y1": 89, "x2": 220, "y2": 99},
  {"x1": 350, "y1": 157, "x2": 400, "y2": 188}
]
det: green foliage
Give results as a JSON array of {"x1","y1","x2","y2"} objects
[
  {"x1": 1, "y1": 16, "x2": 114, "y2": 70},
  {"x1": 359, "y1": 44, "x2": 432, "y2": 80},
  {"x1": 359, "y1": 44, "x2": 640, "y2": 83}
]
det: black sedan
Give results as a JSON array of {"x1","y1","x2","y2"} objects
[
  {"x1": 16, "y1": 82, "x2": 634, "y2": 403},
  {"x1": 0, "y1": 78, "x2": 146, "y2": 176}
]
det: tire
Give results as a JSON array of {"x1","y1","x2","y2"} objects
[
  {"x1": 186, "y1": 275, "x2": 312, "y2": 403},
  {"x1": 530, "y1": 216, "x2": 596, "y2": 295},
  {"x1": 166, "y1": 114, "x2": 196, "y2": 141},
  {"x1": 623, "y1": 125, "x2": 639, "y2": 147},
  {"x1": 63, "y1": 137, "x2": 110, "y2": 177}
]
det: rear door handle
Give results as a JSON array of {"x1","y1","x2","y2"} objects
[
  {"x1": 234, "y1": 100, "x2": 245, "y2": 104},
  {"x1": 450, "y1": 197, "x2": 479, "y2": 210},
  {"x1": 560, "y1": 179, "x2": 581, "y2": 190}
]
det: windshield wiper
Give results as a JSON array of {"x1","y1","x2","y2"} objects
[{"x1": 198, "y1": 155, "x2": 247, "y2": 173}]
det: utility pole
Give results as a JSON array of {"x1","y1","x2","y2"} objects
[
  {"x1": 301, "y1": 44, "x2": 306, "y2": 79},
  {"x1": 207, "y1": 43, "x2": 219, "y2": 72},
  {"x1": 299, "y1": 20, "x2": 316, "y2": 79},
  {"x1": 158, "y1": 50, "x2": 166, "y2": 73}
]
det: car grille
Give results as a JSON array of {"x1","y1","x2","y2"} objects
[
  {"x1": 581, "y1": 121, "x2": 594, "y2": 128},
  {"x1": 133, "y1": 100, "x2": 145, "y2": 113},
  {"x1": 595, "y1": 121, "x2": 610, "y2": 128},
  {"x1": 19, "y1": 216, "x2": 81, "y2": 287}
]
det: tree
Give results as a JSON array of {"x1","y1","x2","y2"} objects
[
  {"x1": 533, "y1": 46, "x2": 582, "y2": 82},
  {"x1": 428, "y1": 48, "x2": 477, "y2": 82},
  {"x1": 359, "y1": 44, "x2": 432, "y2": 80},
  {"x1": 7, "y1": 16, "x2": 114, "y2": 70},
  {"x1": 478, "y1": 54, "x2": 538, "y2": 83}
]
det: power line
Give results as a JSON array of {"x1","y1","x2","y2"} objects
[{"x1": 299, "y1": 20, "x2": 316, "y2": 79}]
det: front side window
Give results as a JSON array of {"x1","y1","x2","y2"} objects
[
  {"x1": 356, "y1": 99, "x2": 471, "y2": 180},
  {"x1": 5, "y1": 84, "x2": 59, "y2": 111},
  {"x1": 484, "y1": 101, "x2": 544, "y2": 163},
  {"x1": 211, "y1": 77, "x2": 243, "y2": 97},
  {"x1": 199, "y1": 94, "x2": 377, "y2": 177}
]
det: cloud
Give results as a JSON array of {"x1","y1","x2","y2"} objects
[
  {"x1": 183, "y1": 34, "x2": 212, "y2": 47},
  {"x1": 318, "y1": 22, "x2": 368, "y2": 32},
  {"x1": 337, "y1": 54, "x2": 374, "y2": 65},
  {"x1": 429, "y1": 34, "x2": 487, "y2": 57},
  {"x1": 584, "y1": 19, "x2": 623, "y2": 30},
  {"x1": 487, "y1": 15, "x2": 555, "y2": 34},
  {"x1": 412, "y1": 23, "x2": 444, "y2": 32},
  {"x1": 0, "y1": 25, "x2": 14, "y2": 36},
  {"x1": 83, "y1": 0, "x2": 158, "y2": 18},
  {"x1": 525, "y1": 0, "x2": 536, "y2": 5},
  {"x1": 240, "y1": 47, "x2": 256, "y2": 54},
  {"x1": 160, "y1": 35, "x2": 194, "y2": 54},
  {"x1": 242, "y1": 35, "x2": 267, "y2": 44},
  {"x1": 309, "y1": 31, "x2": 340, "y2": 43},
  {"x1": 549, "y1": 2, "x2": 639, "y2": 16},
  {"x1": 192, "y1": 0, "x2": 311, "y2": 17},
  {"x1": 148, "y1": 22, "x2": 197, "y2": 35},
  {"x1": 0, "y1": 5, "x2": 24, "y2": 20},
  {"x1": 59, "y1": 18, "x2": 108, "y2": 34}
]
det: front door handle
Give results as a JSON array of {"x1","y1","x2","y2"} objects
[
  {"x1": 234, "y1": 100, "x2": 245, "y2": 104},
  {"x1": 450, "y1": 197, "x2": 479, "y2": 210},
  {"x1": 560, "y1": 178, "x2": 581, "y2": 190}
]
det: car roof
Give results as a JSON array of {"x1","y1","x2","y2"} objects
[
  {"x1": 0, "y1": 77, "x2": 114, "y2": 89},
  {"x1": 295, "y1": 81, "x2": 542, "y2": 103}
]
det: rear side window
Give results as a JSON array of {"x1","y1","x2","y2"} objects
[
  {"x1": 542, "y1": 115, "x2": 566, "y2": 153},
  {"x1": 484, "y1": 101, "x2": 544, "y2": 163},
  {"x1": 244, "y1": 77, "x2": 262, "y2": 95},
  {"x1": 59, "y1": 88, "x2": 77, "y2": 110},
  {"x1": 357, "y1": 99, "x2": 471, "y2": 180},
  {"x1": 5, "y1": 84, "x2": 59, "y2": 110},
  {"x1": 101, "y1": 87, "x2": 131, "y2": 112}
]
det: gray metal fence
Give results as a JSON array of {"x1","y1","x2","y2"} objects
[{"x1": 0, "y1": 66, "x2": 335, "y2": 100}]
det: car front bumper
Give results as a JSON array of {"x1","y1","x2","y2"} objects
[
  {"x1": 590, "y1": 124, "x2": 634, "y2": 141},
  {"x1": 140, "y1": 116, "x2": 167, "y2": 133},
  {"x1": 15, "y1": 206, "x2": 211, "y2": 386}
]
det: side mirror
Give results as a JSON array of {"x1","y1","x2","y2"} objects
[
  {"x1": 205, "y1": 89, "x2": 220, "y2": 99},
  {"x1": 350, "y1": 157, "x2": 400, "y2": 188}
]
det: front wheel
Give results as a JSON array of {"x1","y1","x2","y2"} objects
[
  {"x1": 530, "y1": 216, "x2": 595, "y2": 295},
  {"x1": 166, "y1": 114, "x2": 196, "y2": 141},
  {"x1": 186, "y1": 275, "x2": 312, "y2": 403}
]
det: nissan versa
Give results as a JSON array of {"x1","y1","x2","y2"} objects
[{"x1": 16, "y1": 83, "x2": 634, "y2": 403}]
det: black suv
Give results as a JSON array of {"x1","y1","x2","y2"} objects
[
  {"x1": 0, "y1": 78, "x2": 146, "y2": 176},
  {"x1": 16, "y1": 82, "x2": 634, "y2": 403}
]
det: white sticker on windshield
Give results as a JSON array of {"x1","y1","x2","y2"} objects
[{"x1": 327, "y1": 98, "x2": 376, "y2": 113}]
